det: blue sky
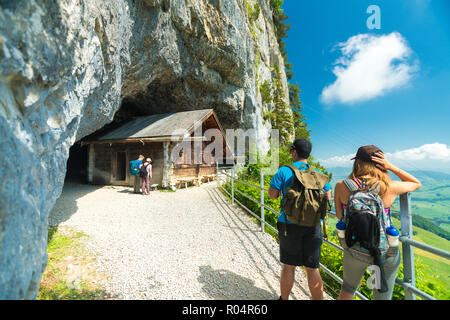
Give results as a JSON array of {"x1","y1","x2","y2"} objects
[{"x1": 282, "y1": 0, "x2": 450, "y2": 172}]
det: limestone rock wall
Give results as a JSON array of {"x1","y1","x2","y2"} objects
[{"x1": 0, "y1": 0, "x2": 289, "y2": 299}]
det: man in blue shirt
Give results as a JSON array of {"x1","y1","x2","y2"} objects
[
  {"x1": 268, "y1": 139, "x2": 331, "y2": 300},
  {"x1": 133, "y1": 154, "x2": 144, "y2": 193}
]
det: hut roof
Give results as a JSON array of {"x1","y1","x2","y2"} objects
[{"x1": 92, "y1": 109, "x2": 215, "y2": 142}]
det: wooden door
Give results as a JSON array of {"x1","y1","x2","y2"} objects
[{"x1": 114, "y1": 151, "x2": 127, "y2": 182}]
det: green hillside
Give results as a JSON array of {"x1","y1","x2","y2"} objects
[{"x1": 407, "y1": 181, "x2": 450, "y2": 226}]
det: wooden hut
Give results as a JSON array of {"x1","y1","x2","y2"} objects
[{"x1": 82, "y1": 109, "x2": 232, "y2": 189}]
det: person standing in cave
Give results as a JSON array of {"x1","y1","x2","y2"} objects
[
  {"x1": 140, "y1": 158, "x2": 152, "y2": 195},
  {"x1": 132, "y1": 154, "x2": 145, "y2": 194}
]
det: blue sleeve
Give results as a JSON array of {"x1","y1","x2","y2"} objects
[
  {"x1": 270, "y1": 168, "x2": 285, "y2": 191},
  {"x1": 314, "y1": 168, "x2": 331, "y2": 192}
]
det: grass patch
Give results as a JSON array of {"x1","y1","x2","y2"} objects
[{"x1": 38, "y1": 226, "x2": 114, "y2": 300}]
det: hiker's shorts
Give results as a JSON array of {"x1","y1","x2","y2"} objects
[
  {"x1": 277, "y1": 222, "x2": 322, "y2": 268},
  {"x1": 341, "y1": 247, "x2": 401, "y2": 300}
]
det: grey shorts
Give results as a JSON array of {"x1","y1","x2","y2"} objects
[{"x1": 341, "y1": 246, "x2": 401, "y2": 300}]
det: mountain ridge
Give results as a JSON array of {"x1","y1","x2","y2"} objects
[{"x1": 328, "y1": 167, "x2": 450, "y2": 184}]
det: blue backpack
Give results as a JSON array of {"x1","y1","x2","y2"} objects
[{"x1": 129, "y1": 160, "x2": 141, "y2": 176}]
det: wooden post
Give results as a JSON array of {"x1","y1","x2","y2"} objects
[
  {"x1": 162, "y1": 141, "x2": 170, "y2": 188},
  {"x1": 216, "y1": 161, "x2": 219, "y2": 186},
  {"x1": 87, "y1": 144, "x2": 94, "y2": 184},
  {"x1": 168, "y1": 142, "x2": 175, "y2": 190},
  {"x1": 125, "y1": 146, "x2": 130, "y2": 185},
  {"x1": 109, "y1": 148, "x2": 114, "y2": 184},
  {"x1": 196, "y1": 164, "x2": 201, "y2": 186}
]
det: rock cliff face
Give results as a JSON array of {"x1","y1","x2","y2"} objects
[{"x1": 0, "y1": 0, "x2": 289, "y2": 299}]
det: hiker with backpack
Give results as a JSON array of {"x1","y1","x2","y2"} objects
[
  {"x1": 140, "y1": 158, "x2": 152, "y2": 195},
  {"x1": 130, "y1": 155, "x2": 145, "y2": 194},
  {"x1": 334, "y1": 145, "x2": 421, "y2": 300},
  {"x1": 268, "y1": 139, "x2": 332, "y2": 300}
]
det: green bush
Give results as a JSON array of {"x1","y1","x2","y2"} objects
[{"x1": 260, "y1": 80, "x2": 273, "y2": 105}]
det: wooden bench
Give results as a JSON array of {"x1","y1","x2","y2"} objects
[
  {"x1": 174, "y1": 174, "x2": 216, "y2": 189},
  {"x1": 201, "y1": 174, "x2": 216, "y2": 183},
  {"x1": 175, "y1": 177, "x2": 200, "y2": 189}
]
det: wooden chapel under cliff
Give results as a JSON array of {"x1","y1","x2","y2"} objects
[{"x1": 82, "y1": 109, "x2": 232, "y2": 189}]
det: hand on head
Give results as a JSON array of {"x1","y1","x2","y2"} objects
[{"x1": 371, "y1": 152, "x2": 391, "y2": 172}]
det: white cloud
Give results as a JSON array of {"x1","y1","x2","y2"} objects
[
  {"x1": 317, "y1": 153, "x2": 355, "y2": 168},
  {"x1": 386, "y1": 143, "x2": 450, "y2": 162},
  {"x1": 319, "y1": 143, "x2": 450, "y2": 170},
  {"x1": 320, "y1": 32, "x2": 418, "y2": 104}
]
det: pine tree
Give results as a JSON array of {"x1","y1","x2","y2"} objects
[
  {"x1": 272, "y1": 66, "x2": 294, "y2": 145},
  {"x1": 289, "y1": 83, "x2": 310, "y2": 140}
]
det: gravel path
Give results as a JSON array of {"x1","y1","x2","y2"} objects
[{"x1": 48, "y1": 181, "x2": 323, "y2": 300}]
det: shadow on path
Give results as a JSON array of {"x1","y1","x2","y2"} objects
[{"x1": 198, "y1": 266, "x2": 276, "y2": 300}]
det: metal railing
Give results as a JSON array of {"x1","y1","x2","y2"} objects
[{"x1": 216, "y1": 165, "x2": 450, "y2": 300}]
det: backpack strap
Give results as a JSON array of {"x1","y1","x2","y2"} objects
[
  {"x1": 343, "y1": 178, "x2": 360, "y2": 192},
  {"x1": 345, "y1": 177, "x2": 382, "y2": 195},
  {"x1": 284, "y1": 163, "x2": 307, "y2": 172},
  {"x1": 353, "y1": 177, "x2": 364, "y2": 189},
  {"x1": 368, "y1": 181, "x2": 381, "y2": 195},
  {"x1": 385, "y1": 207, "x2": 393, "y2": 227},
  {"x1": 283, "y1": 163, "x2": 307, "y2": 183},
  {"x1": 284, "y1": 163, "x2": 329, "y2": 189},
  {"x1": 322, "y1": 216, "x2": 328, "y2": 240}
]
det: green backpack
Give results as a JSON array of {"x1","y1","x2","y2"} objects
[{"x1": 281, "y1": 164, "x2": 330, "y2": 235}]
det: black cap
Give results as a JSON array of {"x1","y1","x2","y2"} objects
[
  {"x1": 351, "y1": 145, "x2": 383, "y2": 163},
  {"x1": 291, "y1": 139, "x2": 312, "y2": 159}
]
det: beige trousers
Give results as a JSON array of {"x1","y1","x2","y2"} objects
[{"x1": 133, "y1": 175, "x2": 141, "y2": 193}]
